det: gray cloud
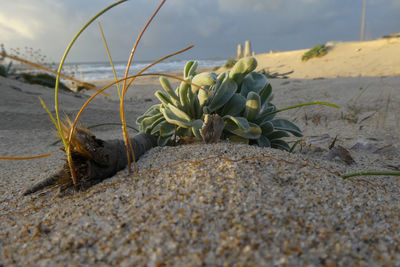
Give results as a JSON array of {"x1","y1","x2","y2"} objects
[{"x1": 0, "y1": 0, "x2": 399, "y2": 63}]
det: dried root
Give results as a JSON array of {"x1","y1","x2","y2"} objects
[{"x1": 23, "y1": 122, "x2": 157, "y2": 196}]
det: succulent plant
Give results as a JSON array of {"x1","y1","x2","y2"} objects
[{"x1": 137, "y1": 57, "x2": 303, "y2": 150}]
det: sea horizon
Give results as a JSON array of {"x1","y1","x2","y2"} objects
[
  {"x1": 10, "y1": 57, "x2": 227, "y2": 82},
  {"x1": 63, "y1": 58, "x2": 227, "y2": 81}
]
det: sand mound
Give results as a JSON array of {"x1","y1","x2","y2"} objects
[{"x1": 252, "y1": 38, "x2": 400, "y2": 79}]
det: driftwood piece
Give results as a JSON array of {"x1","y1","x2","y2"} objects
[
  {"x1": 200, "y1": 114, "x2": 225, "y2": 143},
  {"x1": 326, "y1": 145, "x2": 356, "y2": 165},
  {"x1": 23, "y1": 132, "x2": 157, "y2": 196}
]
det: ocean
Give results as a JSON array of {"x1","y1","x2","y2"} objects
[{"x1": 63, "y1": 58, "x2": 227, "y2": 81}]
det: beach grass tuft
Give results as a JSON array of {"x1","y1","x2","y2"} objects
[{"x1": 302, "y1": 44, "x2": 328, "y2": 61}]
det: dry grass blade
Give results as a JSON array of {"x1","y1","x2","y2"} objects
[
  {"x1": 0, "y1": 154, "x2": 52, "y2": 160},
  {"x1": 120, "y1": 0, "x2": 166, "y2": 174},
  {"x1": 125, "y1": 45, "x2": 194, "y2": 90},
  {"x1": 53, "y1": 0, "x2": 128, "y2": 185},
  {"x1": 98, "y1": 21, "x2": 122, "y2": 100},
  {"x1": 0, "y1": 52, "x2": 109, "y2": 96}
]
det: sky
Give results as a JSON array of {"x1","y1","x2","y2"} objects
[{"x1": 0, "y1": 0, "x2": 399, "y2": 63}]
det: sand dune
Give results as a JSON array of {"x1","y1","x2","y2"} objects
[{"x1": 252, "y1": 38, "x2": 400, "y2": 78}]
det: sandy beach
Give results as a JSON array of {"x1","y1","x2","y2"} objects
[{"x1": 1, "y1": 38, "x2": 400, "y2": 265}]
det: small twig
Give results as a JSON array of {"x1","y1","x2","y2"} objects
[
  {"x1": 342, "y1": 171, "x2": 400, "y2": 179},
  {"x1": 0, "y1": 154, "x2": 52, "y2": 160}
]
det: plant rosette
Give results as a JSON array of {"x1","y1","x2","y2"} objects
[{"x1": 137, "y1": 57, "x2": 303, "y2": 151}]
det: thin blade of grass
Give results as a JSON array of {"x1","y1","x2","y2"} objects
[
  {"x1": 121, "y1": 0, "x2": 166, "y2": 174},
  {"x1": 125, "y1": 45, "x2": 194, "y2": 90},
  {"x1": 0, "y1": 154, "x2": 52, "y2": 160},
  {"x1": 98, "y1": 21, "x2": 122, "y2": 100},
  {"x1": 289, "y1": 139, "x2": 302, "y2": 153},
  {"x1": 122, "y1": 0, "x2": 166, "y2": 93},
  {"x1": 38, "y1": 97, "x2": 57, "y2": 129},
  {"x1": 267, "y1": 102, "x2": 340, "y2": 116},
  {"x1": 342, "y1": 171, "x2": 400, "y2": 179},
  {"x1": 87, "y1": 122, "x2": 138, "y2": 131},
  {"x1": 54, "y1": 0, "x2": 127, "y2": 185}
]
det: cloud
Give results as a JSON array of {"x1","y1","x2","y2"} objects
[
  {"x1": 391, "y1": 0, "x2": 400, "y2": 9},
  {"x1": 0, "y1": 14, "x2": 37, "y2": 40},
  {"x1": 0, "y1": 1, "x2": 71, "y2": 49},
  {"x1": 1, "y1": 0, "x2": 399, "y2": 63},
  {"x1": 217, "y1": 0, "x2": 277, "y2": 13},
  {"x1": 0, "y1": 1, "x2": 47, "y2": 40}
]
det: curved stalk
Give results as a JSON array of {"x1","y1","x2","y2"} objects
[
  {"x1": 267, "y1": 102, "x2": 340, "y2": 116},
  {"x1": 53, "y1": 0, "x2": 127, "y2": 184},
  {"x1": 98, "y1": 21, "x2": 122, "y2": 100},
  {"x1": 121, "y1": 0, "x2": 166, "y2": 174}
]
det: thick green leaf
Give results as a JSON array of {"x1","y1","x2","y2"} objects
[
  {"x1": 191, "y1": 119, "x2": 203, "y2": 139},
  {"x1": 247, "y1": 123, "x2": 262, "y2": 139},
  {"x1": 193, "y1": 96, "x2": 201, "y2": 119},
  {"x1": 184, "y1": 61, "x2": 198, "y2": 78},
  {"x1": 240, "y1": 72, "x2": 268, "y2": 97},
  {"x1": 271, "y1": 139, "x2": 291, "y2": 151},
  {"x1": 157, "y1": 135, "x2": 171, "y2": 146},
  {"x1": 184, "y1": 61, "x2": 197, "y2": 78},
  {"x1": 255, "y1": 104, "x2": 277, "y2": 123},
  {"x1": 191, "y1": 72, "x2": 217, "y2": 93},
  {"x1": 228, "y1": 57, "x2": 257, "y2": 85},
  {"x1": 136, "y1": 104, "x2": 161, "y2": 124},
  {"x1": 187, "y1": 87, "x2": 196, "y2": 118},
  {"x1": 225, "y1": 121, "x2": 261, "y2": 139},
  {"x1": 168, "y1": 103, "x2": 191, "y2": 121},
  {"x1": 257, "y1": 135, "x2": 271, "y2": 147},
  {"x1": 197, "y1": 87, "x2": 210, "y2": 109},
  {"x1": 244, "y1": 92, "x2": 261, "y2": 122},
  {"x1": 220, "y1": 93, "x2": 246, "y2": 116},
  {"x1": 207, "y1": 76, "x2": 237, "y2": 112},
  {"x1": 259, "y1": 83, "x2": 273, "y2": 106},
  {"x1": 176, "y1": 126, "x2": 192, "y2": 137},
  {"x1": 155, "y1": 90, "x2": 173, "y2": 107},
  {"x1": 159, "y1": 121, "x2": 176, "y2": 137},
  {"x1": 217, "y1": 72, "x2": 227, "y2": 83},
  {"x1": 140, "y1": 113, "x2": 163, "y2": 133},
  {"x1": 150, "y1": 119, "x2": 165, "y2": 135},
  {"x1": 148, "y1": 116, "x2": 165, "y2": 134},
  {"x1": 160, "y1": 105, "x2": 192, "y2": 128},
  {"x1": 266, "y1": 130, "x2": 290, "y2": 140},
  {"x1": 260, "y1": 121, "x2": 274, "y2": 135},
  {"x1": 160, "y1": 77, "x2": 179, "y2": 100},
  {"x1": 223, "y1": 115, "x2": 249, "y2": 131},
  {"x1": 179, "y1": 83, "x2": 192, "y2": 115},
  {"x1": 271, "y1": 119, "x2": 303, "y2": 137}
]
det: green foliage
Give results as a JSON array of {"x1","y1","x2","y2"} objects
[
  {"x1": 224, "y1": 57, "x2": 237, "y2": 68},
  {"x1": 19, "y1": 73, "x2": 70, "y2": 91},
  {"x1": 137, "y1": 57, "x2": 303, "y2": 151},
  {"x1": 0, "y1": 62, "x2": 13, "y2": 77},
  {"x1": 302, "y1": 44, "x2": 328, "y2": 61}
]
